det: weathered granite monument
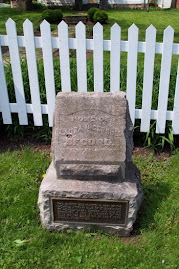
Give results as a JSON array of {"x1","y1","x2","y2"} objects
[{"x1": 38, "y1": 92, "x2": 143, "y2": 236}]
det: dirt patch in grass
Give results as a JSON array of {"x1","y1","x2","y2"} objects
[
  {"x1": 0, "y1": 137, "x2": 51, "y2": 153},
  {"x1": 121, "y1": 235, "x2": 142, "y2": 245},
  {"x1": 0, "y1": 136, "x2": 172, "y2": 161},
  {"x1": 133, "y1": 147, "x2": 171, "y2": 161}
]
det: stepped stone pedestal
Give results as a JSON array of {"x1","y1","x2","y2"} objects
[{"x1": 38, "y1": 92, "x2": 143, "y2": 236}]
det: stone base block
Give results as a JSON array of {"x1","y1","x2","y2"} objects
[{"x1": 38, "y1": 163, "x2": 143, "y2": 236}]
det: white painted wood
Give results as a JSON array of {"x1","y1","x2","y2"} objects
[
  {"x1": 110, "y1": 23, "x2": 121, "y2": 92},
  {"x1": 40, "y1": 20, "x2": 56, "y2": 127},
  {"x1": 141, "y1": 25, "x2": 156, "y2": 132},
  {"x1": 93, "y1": 23, "x2": 103, "y2": 92},
  {"x1": 135, "y1": 109, "x2": 173, "y2": 121},
  {"x1": 156, "y1": 26, "x2": 174, "y2": 133},
  {"x1": 1, "y1": 35, "x2": 179, "y2": 55},
  {"x1": 0, "y1": 40, "x2": 12, "y2": 124},
  {"x1": 0, "y1": 23, "x2": 179, "y2": 133},
  {"x1": 76, "y1": 22, "x2": 87, "y2": 92},
  {"x1": 5, "y1": 103, "x2": 48, "y2": 114},
  {"x1": 23, "y1": 19, "x2": 43, "y2": 126},
  {"x1": 172, "y1": 59, "x2": 179, "y2": 134},
  {"x1": 6, "y1": 18, "x2": 28, "y2": 125},
  {"x1": 3, "y1": 102, "x2": 126, "y2": 117},
  {"x1": 126, "y1": 24, "x2": 139, "y2": 125},
  {"x1": 0, "y1": 104, "x2": 174, "y2": 123},
  {"x1": 58, "y1": 21, "x2": 71, "y2": 92}
]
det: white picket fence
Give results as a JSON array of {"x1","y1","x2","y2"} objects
[{"x1": 0, "y1": 18, "x2": 179, "y2": 134}]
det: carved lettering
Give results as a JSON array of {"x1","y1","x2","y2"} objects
[
  {"x1": 54, "y1": 96, "x2": 126, "y2": 166},
  {"x1": 59, "y1": 125, "x2": 122, "y2": 137},
  {"x1": 70, "y1": 116, "x2": 110, "y2": 123},
  {"x1": 63, "y1": 138, "x2": 115, "y2": 147}
]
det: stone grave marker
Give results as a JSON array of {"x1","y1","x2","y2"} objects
[{"x1": 38, "y1": 92, "x2": 143, "y2": 236}]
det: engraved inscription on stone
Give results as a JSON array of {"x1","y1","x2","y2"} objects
[
  {"x1": 53, "y1": 93, "x2": 127, "y2": 167},
  {"x1": 57, "y1": 110, "x2": 124, "y2": 163},
  {"x1": 52, "y1": 198, "x2": 128, "y2": 225},
  {"x1": 52, "y1": 92, "x2": 130, "y2": 179}
]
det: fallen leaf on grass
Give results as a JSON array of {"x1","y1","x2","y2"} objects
[
  {"x1": 75, "y1": 255, "x2": 82, "y2": 264},
  {"x1": 14, "y1": 239, "x2": 28, "y2": 247}
]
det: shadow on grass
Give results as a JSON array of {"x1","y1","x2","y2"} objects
[{"x1": 132, "y1": 181, "x2": 170, "y2": 235}]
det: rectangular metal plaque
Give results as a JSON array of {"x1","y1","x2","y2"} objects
[{"x1": 52, "y1": 198, "x2": 128, "y2": 225}]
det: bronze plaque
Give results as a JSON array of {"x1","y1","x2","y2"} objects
[{"x1": 52, "y1": 198, "x2": 128, "y2": 225}]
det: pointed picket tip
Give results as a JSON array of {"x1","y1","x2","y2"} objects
[
  {"x1": 40, "y1": 19, "x2": 50, "y2": 30},
  {"x1": 76, "y1": 21, "x2": 85, "y2": 28},
  {"x1": 58, "y1": 20, "x2": 68, "y2": 29},
  {"x1": 23, "y1": 19, "x2": 33, "y2": 33},
  {"x1": 23, "y1": 18, "x2": 33, "y2": 27},
  {"x1": 76, "y1": 21, "x2": 86, "y2": 36},
  {"x1": 6, "y1": 18, "x2": 16, "y2": 27},
  {"x1": 146, "y1": 24, "x2": 156, "y2": 36},
  {"x1": 128, "y1": 23, "x2": 138, "y2": 38},
  {"x1": 164, "y1": 25, "x2": 174, "y2": 34},
  {"x1": 93, "y1": 22, "x2": 103, "y2": 30},
  {"x1": 146, "y1": 24, "x2": 156, "y2": 32},
  {"x1": 129, "y1": 23, "x2": 138, "y2": 31},
  {"x1": 111, "y1": 23, "x2": 121, "y2": 33},
  {"x1": 111, "y1": 23, "x2": 120, "y2": 30}
]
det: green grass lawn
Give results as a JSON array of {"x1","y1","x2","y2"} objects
[
  {"x1": 105, "y1": 9, "x2": 179, "y2": 42},
  {"x1": 0, "y1": 147, "x2": 179, "y2": 268},
  {"x1": 1, "y1": 7, "x2": 179, "y2": 67},
  {"x1": 1, "y1": 7, "x2": 179, "y2": 42},
  {"x1": 0, "y1": 7, "x2": 42, "y2": 34}
]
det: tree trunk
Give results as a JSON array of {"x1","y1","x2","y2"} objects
[
  {"x1": 75, "y1": 0, "x2": 83, "y2": 10},
  {"x1": 11, "y1": 0, "x2": 26, "y2": 9},
  {"x1": 99, "y1": 0, "x2": 108, "y2": 10},
  {"x1": 26, "y1": 0, "x2": 32, "y2": 10},
  {"x1": 171, "y1": 0, "x2": 176, "y2": 8}
]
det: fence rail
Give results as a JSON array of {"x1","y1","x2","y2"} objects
[{"x1": 0, "y1": 19, "x2": 179, "y2": 134}]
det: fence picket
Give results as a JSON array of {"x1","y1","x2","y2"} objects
[
  {"x1": 23, "y1": 19, "x2": 43, "y2": 126},
  {"x1": 58, "y1": 21, "x2": 71, "y2": 92},
  {"x1": 93, "y1": 23, "x2": 103, "y2": 92},
  {"x1": 76, "y1": 22, "x2": 87, "y2": 92},
  {"x1": 40, "y1": 20, "x2": 56, "y2": 127},
  {"x1": 126, "y1": 24, "x2": 138, "y2": 125},
  {"x1": 156, "y1": 26, "x2": 174, "y2": 134},
  {"x1": 0, "y1": 40, "x2": 12, "y2": 124},
  {"x1": 140, "y1": 25, "x2": 156, "y2": 132},
  {"x1": 110, "y1": 23, "x2": 121, "y2": 92},
  {"x1": 0, "y1": 21, "x2": 179, "y2": 134},
  {"x1": 172, "y1": 60, "x2": 179, "y2": 134},
  {"x1": 6, "y1": 18, "x2": 28, "y2": 125}
]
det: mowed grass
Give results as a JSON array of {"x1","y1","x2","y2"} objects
[
  {"x1": 1, "y1": 7, "x2": 179, "y2": 67},
  {"x1": 1, "y1": 7, "x2": 179, "y2": 42},
  {"x1": 0, "y1": 147, "x2": 179, "y2": 269},
  {"x1": 0, "y1": 7, "x2": 43, "y2": 34},
  {"x1": 104, "y1": 8, "x2": 179, "y2": 42}
]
